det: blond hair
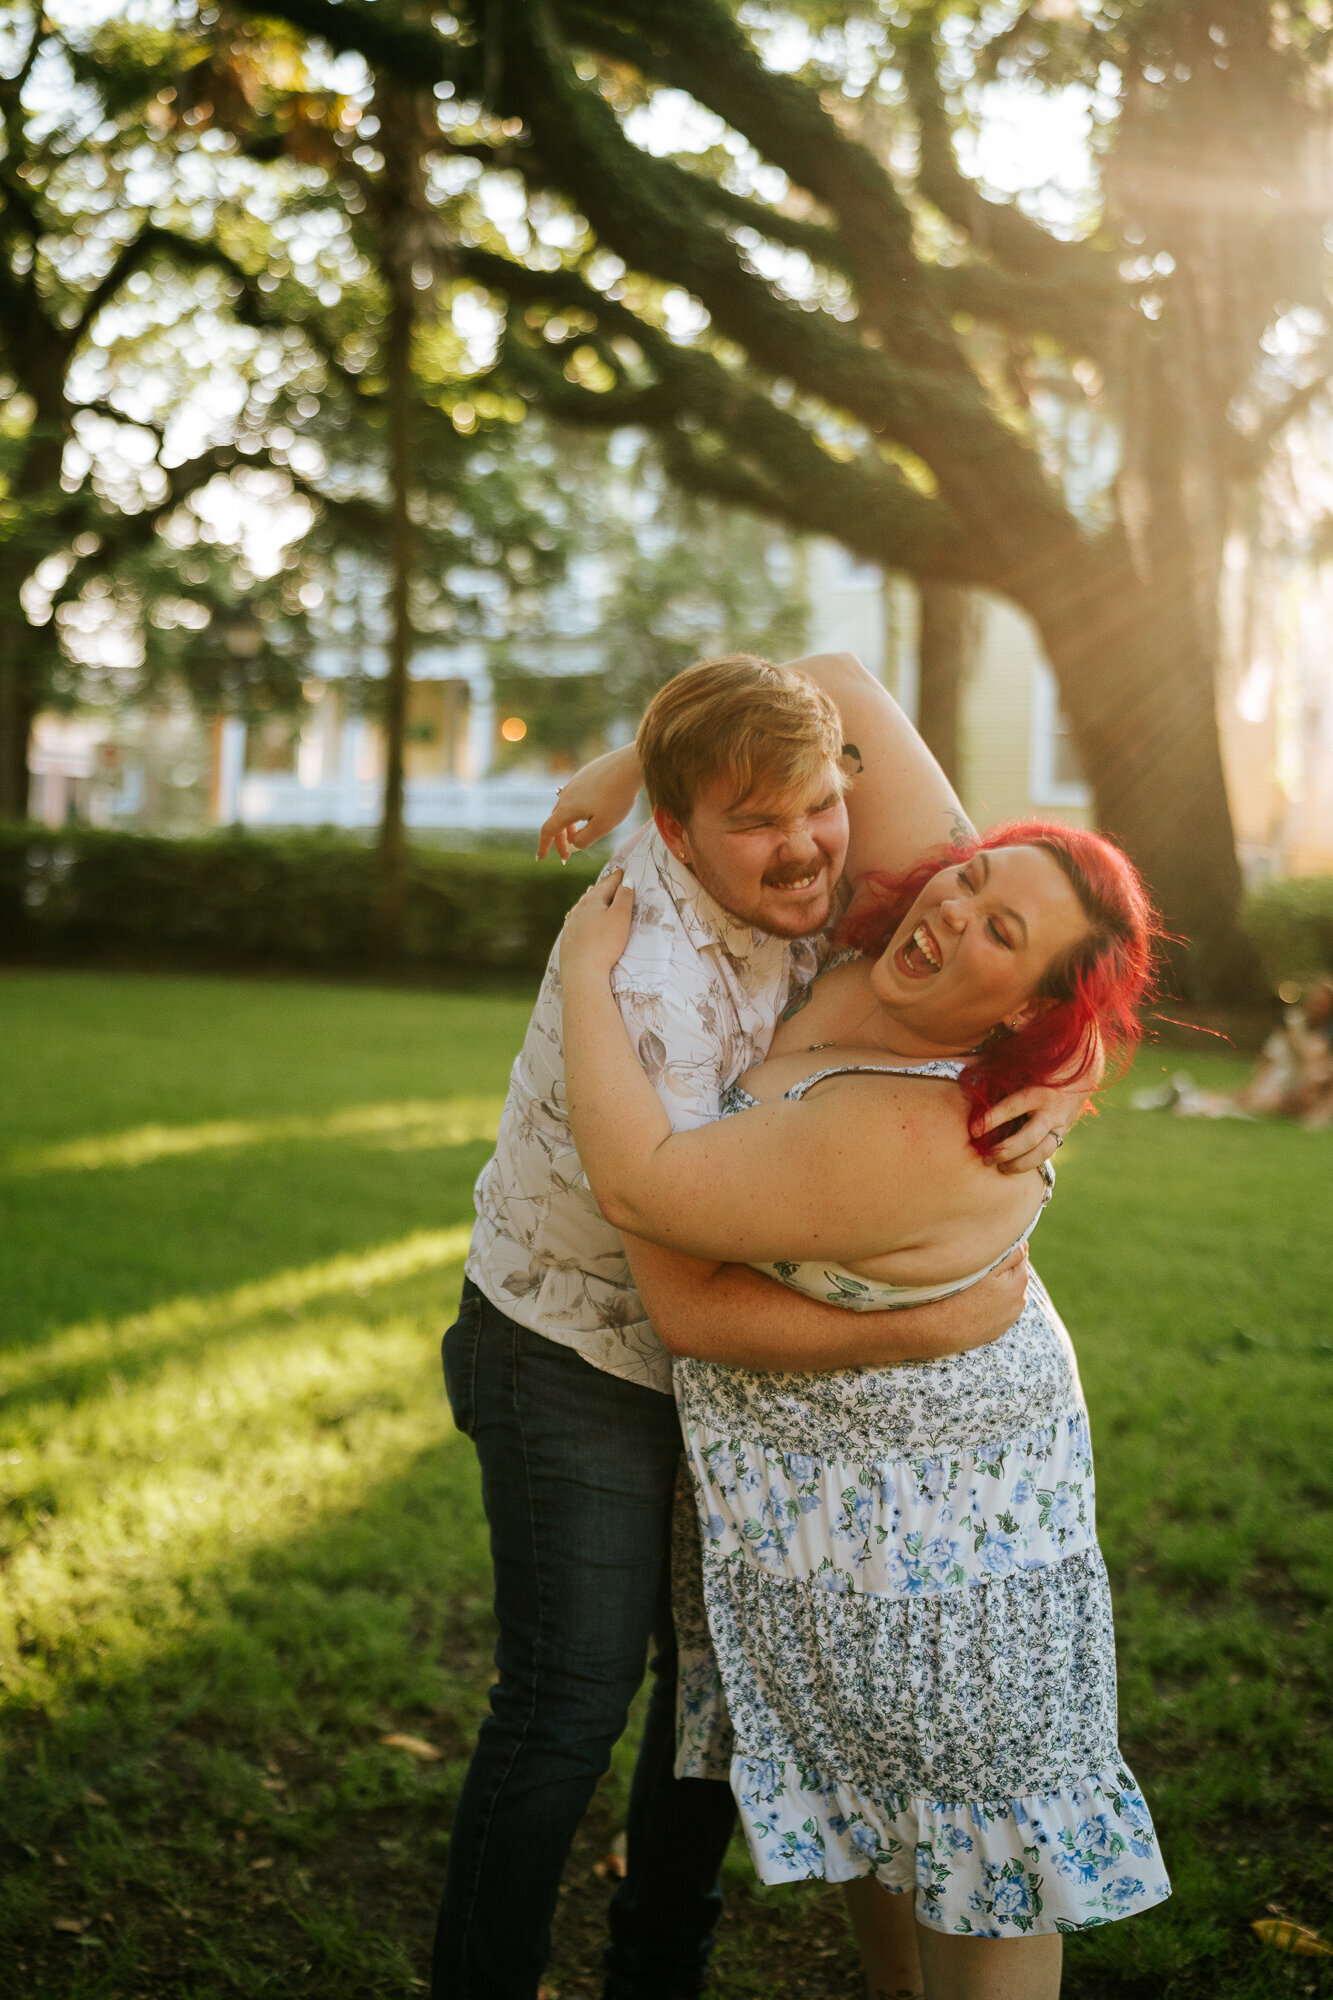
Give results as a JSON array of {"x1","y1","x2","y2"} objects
[{"x1": 637, "y1": 654, "x2": 845, "y2": 825}]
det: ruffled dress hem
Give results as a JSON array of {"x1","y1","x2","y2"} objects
[{"x1": 734, "y1": 1755, "x2": 1171, "y2": 1935}]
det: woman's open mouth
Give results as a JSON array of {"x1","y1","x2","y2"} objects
[{"x1": 894, "y1": 920, "x2": 942, "y2": 978}]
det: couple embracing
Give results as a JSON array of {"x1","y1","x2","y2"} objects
[{"x1": 433, "y1": 651, "x2": 1170, "y2": 2000}]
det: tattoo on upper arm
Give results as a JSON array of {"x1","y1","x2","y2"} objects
[
  {"x1": 841, "y1": 741, "x2": 864, "y2": 776},
  {"x1": 780, "y1": 982, "x2": 814, "y2": 1022},
  {"x1": 949, "y1": 810, "x2": 975, "y2": 847}
]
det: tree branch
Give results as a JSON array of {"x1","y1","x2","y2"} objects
[
  {"x1": 901, "y1": 29, "x2": 1112, "y2": 297},
  {"x1": 73, "y1": 224, "x2": 254, "y2": 341},
  {"x1": 567, "y1": 0, "x2": 1098, "y2": 370},
  {"x1": 492, "y1": 1, "x2": 1072, "y2": 567},
  {"x1": 241, "y1": 0, "x2": 1082, "y2": 568},
  {"x1": 680, "y1": 173, "x2": 850, "y2": 272},
  {"x1": 285, "y1": 477, "x2": 389, "y2": 541},
  {"x1": 232, "y1": 0, "x2": 475, "y2": 96},
  {"x1": 468, "y1": 255, "x2": 983, "y2": 586},
  {"x1": 659, "y1": 425, "x2": 978, "y2": 586},
  {"x1": 1229, "y1": 360, "x2": 1333, "y2": 478},
  {"x1": 561, "y1": 0, "x2": 920, "y2": 296},
  {"x1": 0, "y1": 226, "x2": 43, "y2": 339},
  {"x1": 928, "y1": 256, "x2": 1116, "y2": 359}
]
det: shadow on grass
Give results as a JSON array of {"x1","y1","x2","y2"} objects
[
  {"x1": 0, "y1": 1225, "x2": 475, "y2": 1419},
  {"x1": 0, "y1": 1134, "x2": 497, "y2": 1366},
  {"x1": 4, "y1": 1415, "x2": 1323, "y2": 2000},
  {"x1": 1, "y1": 1430, "x2": 494, "y2": 2000}
]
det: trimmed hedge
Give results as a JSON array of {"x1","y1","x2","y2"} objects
[
  {"x1": 1244, "y1": 874, "x2": 1333, "y2": 985},
  {"x1": 4, "y1": 825, "x2": 1330, "y2": 991},
  {"x1": 0, "y1": 825, "x2": 599, "y2": 980}
]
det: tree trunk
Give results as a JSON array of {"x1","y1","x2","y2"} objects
[
  {"x1": 372, "y1": 256, "x2": 415, "y2": 957},
  {"x1": 915, "y1": 583, "x2": 980, "y2": 794},
  {"x1": 0, "y1": 401, "x2": 70, "y2": 823},
  {"x1": 0, "y1": 615, "x2": 37, "y2": 821},
  {"x1": 1037, "y1": 555, "x2": 1267, "y2": 1003}
]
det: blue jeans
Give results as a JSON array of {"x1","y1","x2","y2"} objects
[{"x1": 433, "y1": 1280, "x2": 738, "y2": 1999}]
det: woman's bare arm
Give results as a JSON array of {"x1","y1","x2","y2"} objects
[
  {"x1": 791, "y1": 650, "x2": 973, "y2": 876},
  {"x1": 561, "y1": 876, "x2": 1002, "y2": 1265},
  {"x1": 536, "y1": 743, "x2": 642, "y2": 860},
  {"x1": 624, "y1": 1234, "x2": 1031, "y2": 1370}
]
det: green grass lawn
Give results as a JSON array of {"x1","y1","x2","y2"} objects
[{"x1": 1, "y1": 969, "x2": 1329, "y2": 2000}]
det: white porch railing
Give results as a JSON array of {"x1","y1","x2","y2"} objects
[{"x1": 234, "y1": 772, "x2": 561, "y2": 834}]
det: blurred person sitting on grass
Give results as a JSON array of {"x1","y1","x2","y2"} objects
[
  {"x1": 433, "y1": 651, "x2": 1088, "y2": 2000},
  {"x1": 1135, "y1": 978, "x2": 1333, "y2": 1127}
]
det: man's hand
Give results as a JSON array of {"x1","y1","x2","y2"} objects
[
  {"x1": 537, "y1": 745, "x2": 641, "y2": 860},
  {"x1": 892, "y1": 1244, "x2": 1029, "y2": 1359},
  {"x1": 982, "y1": 1084, "x2": 1094, "y2": 1175}
]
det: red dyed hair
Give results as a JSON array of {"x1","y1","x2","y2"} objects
[{"x1": 838, "y1": 820, "x2": 1162, "y2": 1154}]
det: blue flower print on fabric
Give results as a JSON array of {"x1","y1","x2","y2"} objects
[
  {"x1": 734, "y1": 1759, "x2": 1170, "y2": 1934},
  {"x1": 687, "y1": 1408, "x2": 1096, "y2": 1599}
]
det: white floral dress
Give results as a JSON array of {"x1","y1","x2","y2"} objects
[{"x1": 672, "y1": 1058, "x2": 1171, "y2": 1938}]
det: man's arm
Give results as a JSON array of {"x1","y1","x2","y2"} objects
[{"x1": 623, "y1": 1234, "x2": 1029, "y2": 1372}]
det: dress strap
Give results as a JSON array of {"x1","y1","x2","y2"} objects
[{"x1": 783, "y1": 1058, "x2": 966, "y2": 1101}]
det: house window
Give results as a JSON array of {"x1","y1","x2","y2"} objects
[
  {"x1": 404, "y1": 680, "x2": 470, "y2": 780},
  {"x1": 1029, "y1": 662, "x2": 1091, "y2": 808},
  {"x1": 244, "y1": 716, "x2": 301, "y2": 774}
]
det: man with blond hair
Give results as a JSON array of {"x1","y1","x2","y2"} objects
[{"x1": 433, "y1": 652, "x2": 1074, "y2": 2000}]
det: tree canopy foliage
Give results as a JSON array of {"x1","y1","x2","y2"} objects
[
  {"x1": 0, "y1": 2, "x2": 298, "y2": 811},
  {"x1": 490, "y1": 435, "x2": 810, "y2": 767},
  {"x1": 0, "y1": 4, "x2": 575, "y2": 858},
  {"x1": 219, "y1": 0, "x2": 1333, "y2": 994},
  {"x1": 3, "y1": 0, "x2": 1331, "y2": 990}
]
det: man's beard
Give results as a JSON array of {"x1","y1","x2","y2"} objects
[
  {"x1": 695, "y1": 858, "x2": 836, "y2": 938},
  {"x1": 755, "y1": 887, "x2": 836, "y2": 939}
]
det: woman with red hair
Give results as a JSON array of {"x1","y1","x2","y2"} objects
[
  {"x1": 838, "y1": 821, "x2": 1160, "y2": 1157},
  {"x1": 559, "y1": 820, "x2": 1170, "y2": 2000}
]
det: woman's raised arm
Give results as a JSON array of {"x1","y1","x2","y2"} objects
[
  {"x1": 536, "y1": 650, "x2": 972, "y2": 868},
  {"x1": 790, "y1": 650, "x2": 972, "y2": 881}
]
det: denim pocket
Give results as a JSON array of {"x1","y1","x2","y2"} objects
[{"x1": 442, "y1": 1289, "x2": 484, "y2": 1438}]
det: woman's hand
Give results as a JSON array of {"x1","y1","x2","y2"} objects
[
  {"x1": 559, "y1": 870, "x2": 636, "y2": 981},
  {"x1": 981, "y1": 1082, "x2": 1091, "y2": 1174},
  {"x1": 537, "y1": 745, "x2": 643, "y2": 861}
]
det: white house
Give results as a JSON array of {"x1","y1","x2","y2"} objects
[{"x1": 28, "y1": 536, "x2": 1333, "y2": 878}]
